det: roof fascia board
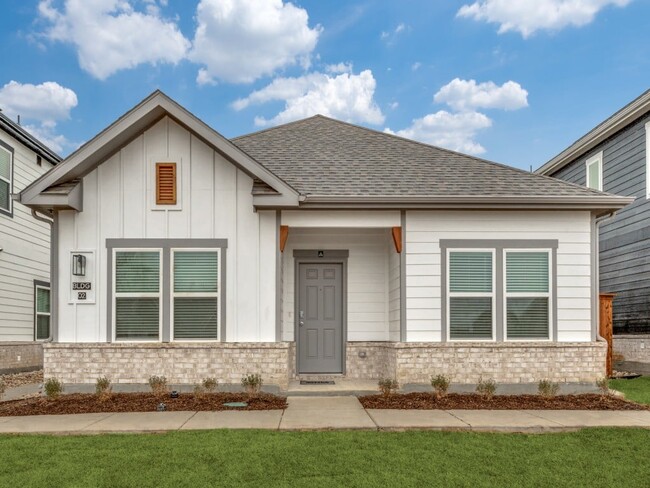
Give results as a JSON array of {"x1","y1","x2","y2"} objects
[
  {"x1": 537, "y1": 91, "x2": 650, "y2": 175},
  {"x1": 0, "y1": 115, "x2": 61, "y2": 165},
  {"x1": 22, "y1": 181, "x2": 83, "y2": 211},
  {"x1": 252, "y1": 193, "x2": 299, "y2": 207},
  {"x1": 20, "y1": 91, "x2": 298, "y2": 203}
]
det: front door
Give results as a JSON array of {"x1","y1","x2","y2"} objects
[{"x1": 297, "y1": 263, "x2": 343, "y2": 374}]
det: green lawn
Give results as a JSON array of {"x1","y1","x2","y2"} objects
[
  {"x1": 1, "y1": 429, "x2": 649, "y2": 487},
  {"x1": 611, "y1": 376, "x2": 650, "y2": 404}
]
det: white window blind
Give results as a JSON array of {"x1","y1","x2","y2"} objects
[
  {"x1": 114, "y1": 251, "x2": 161, "y2": 340},
  {"x1": 448, "y1": 251, "x2": 494, "y2": 340},
  {"x1": 0, "y1": 146, "x2": 12, "y2": 213},
  {"x1": 505, "y1": 251, "x2": 551, "y2": 340},
  {"x1": 172, "y1": 250, "x2": 220, "y2": 340},
  {"x1": 35, "y1": 286, "x2": 51, "y2": 340}
]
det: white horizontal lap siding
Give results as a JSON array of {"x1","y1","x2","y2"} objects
[
  {"x1": 282, "y1": 227, "x2": 392, "y2": 342},
  {"x1": 388, "y1": 247, "x2": 400, "y2": 341},
  {"x1": 58, "y1": 116, "x2": 272, "y2": 343},
  {"x1": 404, "y1": 210, "x2": 593, "y2": 343},
  {"x1": 0, "y1": 130, "x2": 53, "y2": 341}
]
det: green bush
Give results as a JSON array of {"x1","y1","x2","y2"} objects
[
  {"x1": 95, "y1": 376, "x2": 112, "y2": 399},
  {"x1": 538, "y1": 379, "x2": 560, "y2": 398},
  {"x1": 378, "y1": 378, "x2": 399, "y2": 397},
  {"x1": 202, "y1": 377, "x2": 218, "y2": 393},
  {"x1": 430, "y1": 374, "x2": 451, "y2": 399},
  {"x1": 148, "y1": 376, "x2": 168, "y2": 397},
  {"x1": 476, "y1": 377, "x2": 497, "y2": 400},
  {"x1": 241, "y1": 374, "x2": 263, "y2": 398},
  {"x1": 596, "y1": 377, "x2": 610, "y2": 396},
  {"x1": 44, "y1": 378, "x2": 64, "y2": 399}
]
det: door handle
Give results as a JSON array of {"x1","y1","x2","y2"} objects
[
  {"x1": 299, "y1": 321, "x2": 305, "y2": 327},
  {"x1": 299, "y1": 310, "x2": 305, "y2": 326}
]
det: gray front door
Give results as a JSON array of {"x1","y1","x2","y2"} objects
[{"x1": 297, "y1": 263, "x2": 343, "y2": 374}]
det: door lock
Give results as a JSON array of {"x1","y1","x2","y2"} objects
[{"x1": 299, "y1": 310, "x2": 305, "y2": 327}]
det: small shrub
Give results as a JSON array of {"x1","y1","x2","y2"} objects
[
  {"x1": 476, "y1": 377, "x2": 497, "y2": 400},
  {"x1": 538, "y1": 379, "x2": 560, "y2": 398},
  {"x1": 202, "y1": 377, "x2": 218, "y2": 393},
  {"x1": 44, "y1": 378, "x2": 64, "y2": 399},
  {"x1": 241, "y1": 373, "x2": 263, "y2": 398},
  {"x1": 148, "y1": 375, "x2": 168, "y2": 397},
  {"x1": 95, "y1": 376, "x2": 112, "y2": 400},
  {"x1": 596, "y1": 377, "x2": 610, "y2": 396},
  {"x1": 0, "y1": 379, "x2": 5, "y2": 400},
  {"x1": 378, "y1": 378, "x2": 399, "y2": 397},
  {"x1": 430, "y1": 374, "x2": 451, "y2": 399},
  {"x1": 193, "y1": 384, "x2": 206, "y2": 399}
]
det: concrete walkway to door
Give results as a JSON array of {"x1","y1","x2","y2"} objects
[{"x1": 1, "y1": 396, "x2": 650, "y2": 434}]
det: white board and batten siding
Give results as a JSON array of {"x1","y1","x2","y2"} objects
[
  {"x1": 57, "y1": 116, "x2": 277, "y2": 343},
  {"x1": 405, "y1": 210, "x2": 593, "y2": 342},
  {"x1": 0, "y1": 130, "x2": 55, "y2": 340}
]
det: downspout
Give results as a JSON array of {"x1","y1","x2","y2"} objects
[
  {"x1": 592, "y1": 211, "x2": 617, "y2": 342},
  {"x1": 31, "y1": 209, "x2": 56, "y2": 343}
]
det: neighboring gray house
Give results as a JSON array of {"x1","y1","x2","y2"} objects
[
  {"x1": 0, "y1": 111, "x2": 61, "y2": 373},
  {"x1": 537, "y1": 89, "x2": 650, "y2": 342},
  {"x1": 19, "y1": 91, "x2": 631, "y2": 390}
]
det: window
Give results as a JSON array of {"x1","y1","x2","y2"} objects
[
  {"x1": 0, "y1": 142, "x2": 13, "y2": 216},
  {"x1": 448, "y1": 251, "x2": 495, "y2": 340},
  {"x1": 586, "y1": 152, "x2": 603, "y2": 191},
  {"x1": 505, "y1": 251, "x2": 551, "y2": 340},
  {"x1": 172, "y1": 249, "x2": 220, "y2": 340},
  {"x1": 156, "y1": 162, "x2": 177, "y2": 205},
  {"x1": 35, "y1": 284, "x2": 51, "y2": 340},
  {"x1": 114, "y1": 250, "x2": 162, "y2": 341}
]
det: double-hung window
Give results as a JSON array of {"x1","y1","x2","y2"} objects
[
  {"x1": 0, "y1": 142, "x2": 13, "y2": 216},
  {"x1": 172, "y1": 249, "x2": 220, "y2": 340},
  {"x1": 114, "y1": 250, "x2": 162, "y2": 341},
  {"x1": 35, "y1": 285, "x2": 51, "y2": 340},
  {"x1": 448, "y1": 250, "x2": 495, "y2": 340},
  {"x1": 505, "y1": 251, "x2": 551, "y2": 340}
]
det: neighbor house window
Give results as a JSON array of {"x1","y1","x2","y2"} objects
[
  {"x1": 156, "y1": 162, "x2": 177, "y2": 205},
  {"x1": 505, "y1": 251, "x2": 551, "y2": 340},
  {"x1": 0, "y1": 142, "x2": 13, "y2": 216},
  {"x1": 448, "y1": 251, "x2": 495, "y2": 340},
  {"x1": 35, "y1": 285, "x2": 51, "y2": 340},
  {"x1": 586, "y1": 152, "x2": 603, "y2": 191},
  {"x1": 171, "y1": 249, "x2": 220, "y2": 340},
  {"x1": 114, "y1": 250, "x2": 162, "y2": 340}
]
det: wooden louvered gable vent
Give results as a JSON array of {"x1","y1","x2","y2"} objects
[{"x1": 156, "y1": 162, "x2": 177, "y2": 205}]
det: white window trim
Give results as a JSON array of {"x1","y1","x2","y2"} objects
[
  {"x1": 170, "y1": 248, "x2": 221, "y2": 342},
  {"x1": 503, "y1": 249, "x2": 553, "y2": 342},
  {"x1": 112, "y1": 248, "x2": 163, "y2": 342},
  {"x1": 446, "y1": 248, "x2": 496, "y2": 342},
  {"x1": 585, "y1": 151, "x2": 603, "y2": 191},
  {"x1": 35, "y1": 284, "x2": 51, "y2": 341},
  {"x1": 0, "y1": 144, "x2": 12, "y2": 214},
  {"x1": 645, "y1": 121, "x2": 650, "y2": 199}
]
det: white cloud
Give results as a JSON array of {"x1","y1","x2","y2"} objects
[
  {"x1": 381, "y1": 22, "x2": 409, "y2": 44},
  {"x1": 386, "y1": 77, "x2": 529, "y2": 155},
  {"x1": 457, "y1": 0, "x2": 631, "y2": 37},
  {"x1": 233, "y1": 69, "x2": 385, "y2": 127},
  {"x1": 386, "y1": 111, "x2": 492, "y2": 155},
  {"x1": 411, "y1": 62, "x2": 422, "y2": 71},
  {"x1": 325, "y1": 62, "x2": 353, "y2": 74},
  {"x1": 0, "y1": 80, "x2": 78, "y2": 154},
  {"x1": 433, "y1": 78, "x2": 528, "y2": 112},
  {"x1": 38, "y1": 0, "x2": 190, "y2": 79},
  {"x1": 389, "y1": 101, "x2": 399, "y2": 110},
  {"x1": 190, "y1": 0, "x2": 321, "y2": 84}
]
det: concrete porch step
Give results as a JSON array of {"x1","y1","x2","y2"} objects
[{"x1": 287, "y1": 379, "x2": 378, "y2": 396}]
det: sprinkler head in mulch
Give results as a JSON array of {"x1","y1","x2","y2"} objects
[
  {"x1": 170, "y1": 391, "x2": 179, "y2": 398},
  {"x1": 223, "y1": 402, "x2": 248, "y2": 408},
  {"x1": 157, "y1": 403, "x2": 167, "y2": 412}
]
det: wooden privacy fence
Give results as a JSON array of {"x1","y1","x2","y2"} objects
[{"x1": 599, "y1": 293, "x2": 615, "y2": 377}]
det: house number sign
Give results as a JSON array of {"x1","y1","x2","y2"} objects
[
  {"x1": 72, "y1": 282, "x2": 92, "y2": 291},
  {"x1": 69, "y1": 250, "x2": 95, "y2": 303},
  {"x1": 77, "y1": 292, "x2": 87, "y2": 300}
]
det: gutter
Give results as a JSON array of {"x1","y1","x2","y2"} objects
[{"x1": 31, "y1": 209, "x2": 56, "y2": 343}]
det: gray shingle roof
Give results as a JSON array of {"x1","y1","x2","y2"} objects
[{"x1": 232, "y1": 115, "x2": 611, "y2": 198}]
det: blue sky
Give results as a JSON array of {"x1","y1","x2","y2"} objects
[{"x1": 0, "y1": 0, "x2": 648, "y2": 170}]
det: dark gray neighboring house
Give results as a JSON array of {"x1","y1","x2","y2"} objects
[{"x1": 537, "y1": 89, "x2": 650, "y2": 334}]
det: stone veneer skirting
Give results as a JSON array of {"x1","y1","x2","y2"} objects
[
  {"x1": 613, "y1": 335, "x2": 650, "y2": 363},
  {"x1": 45, "y1": 341, "x2": 606, "y2": 388},
  {"x1": 0, "y1": 342, "x2": 43, "y2": 374}
]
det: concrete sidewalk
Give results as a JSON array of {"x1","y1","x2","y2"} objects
[{"x1": 1, "y1": 396, "x2": 649, "y2": 434}]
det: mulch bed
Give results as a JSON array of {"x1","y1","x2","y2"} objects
[
  {"x1": 0, "y1": 392, "x2": 287, "y2": 417},
  {"x1": 359, "y1": 392, "x2": 649, "y2": 411},
  {"x1": 0, "y1": 370, "x2": 43, "y2": 389}
]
